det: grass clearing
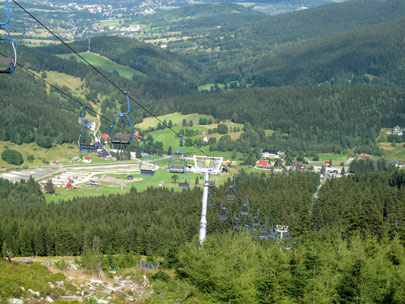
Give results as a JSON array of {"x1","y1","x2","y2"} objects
[
  {"x1": 0, "y1": 142, "x2": 82, "y2": 168},
  {"x1": 379, "y1": 142, "x2": 405, "y2": 161},
  {"x1": 137, "y1": 112, "x2": 214, "y2": 129},
  {"x1": 57, "y1": 52, "x2": 144, "y2": 80},
  {"x1": 0, "y1": 261, "x2": 73, "y2": 300},
  {"x1": 46, "y1": 165, "x2": 230, "y2": 203}
]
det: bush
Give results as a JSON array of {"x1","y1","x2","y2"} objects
[
  {"x1": 217, "y1": 124, "x2": 228, "y2": 134},
  {"x1": 150, "y1": 270, "x2": 170, "y2": 282},
  {"x1": 1, "y1": 149, "x2": 24, "y2": 165}
]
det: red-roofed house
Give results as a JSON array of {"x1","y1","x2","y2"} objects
[
  {"x1": 100, "y1": 133, "x2": 110, "y2": 143},
  {"x1": 83, "y1": 156, "x2": 92, "y2": 163},
  {"x1": 257, "y1": 160, "x2": 270, "y2": 169},
  {"x1": 358, "y1": 153, "x2": 372, "y2": 159}
]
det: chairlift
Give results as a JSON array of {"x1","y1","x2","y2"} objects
[
  {"x1": 232, "y1": 212, "x2": 241, "y2": 230},
  {"x1": 251, "y1": 209, "x2": 260, "y2": 229},
  {"x1": 224, "y1": 176, "x2": 237, "y2": 201},
  {"x1": 259, "y1": 219, "x2": 268, "y2": 240},
  {"x1": 240, "y1": 195, "x2": 250, "y2": 218},
  {"x1": 169, "y1": 136, "x2": 186, "y2": 174},
  {"x1": 204, "y1": 174, "x2": 216, "y2": 188},
  {"x1": 207, "y1": 191, "x2": 213, "y2": 207},
  {"x1": 109, "y1": 92, "x2": 134, "y2": 146},
  {"x1": 140, "y1": 142, "x2": 155, "y2": 177},
  {"x1": 0, "y1": 1, "x2": 17, "y2": 74},
  {"x1": 219, "y1": 200, "x2": 229, "y2": 221},
  {"x1": 78, "y1": 106, "x2": 102, "y2": 152},
  {"x1": 178, "y1": 172, "x2": 190, "y2": 188},
  {"x1": 0, "y1": 0, "x2": 11, "y2": 26}
]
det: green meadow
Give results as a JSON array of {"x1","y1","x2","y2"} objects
[{"x1": 57, "y1": 52, "x2": 144, "y2": 80}]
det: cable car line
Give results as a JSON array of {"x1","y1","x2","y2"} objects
[
  {"x1": 0, "y1": 50, "x2": 169, "y2": 156},
  {"x1": 12, "y1": 0, "x2": 208, "y2": 156}
]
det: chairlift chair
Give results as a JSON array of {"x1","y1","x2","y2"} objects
[
  {"x1": 0, "y1": 23, "x2": 17, "y2": 73},
  {"x1": 207, "y1": 191, "x2": 213, "y2": 207},
  {"x1": 224, "y1": 176, "x2": 237, "y2": 201},
  {"x1": 204, "y1": 180, "x2": 216, "y2": 187},
  {"x1": 169, "y1": 136, "x2": 186, "y2": 174},
  {"x1": 251, "y1": 209, "x2": 260, "y2": 229},
  {"x1": 78, "y1": 107, "x2": 102, "y2": 152},
  {"x1": 109, "y1": 92, "x2": 134, "y2": 146},
  {"x1": 232, "y1": 212, "x2": 241, "y2": 230},
  {"x1": 178, "y1": 172, "x2": 190, "y2": 188},
  {"x1": 259, "y1": 219, "x2": 268, "y2": 240},
  {"x1": 240, "y1": 195, "x2": 250, "y2": 218},
  {"x1": 140, "y1": 142, "x2": 155, "y2": 177},
  {"x1": 219, "y1": 200, "x2": 229, "y2": 221}
]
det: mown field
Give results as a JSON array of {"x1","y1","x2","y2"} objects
[
  {"x1": 138, "y1": 112, "x2": 244, "y2": 153},
  {"x1": 57, "y1": 52, "x2": 144, "y2": 80}
]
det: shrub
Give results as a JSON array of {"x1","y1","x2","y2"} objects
[{"x1": 1, "y1": 149, "x2": 24, "y2": 165}]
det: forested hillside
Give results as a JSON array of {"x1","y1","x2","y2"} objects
[
  {"x1": 1, "y1": 169, "x2": 404, "y2": 257},
  {"x1": 0, "y1": 65, "x2": 80, "y2": 147},
  {"x1": 0, "y1": 42, "x2": 197, "y2": 148},
  {"x1": 249, "y1": 18, "x2": 405, "y2": 87},
  {"x1": 161, "y1": 84, "x2": 405, "y2": 155},
  {"x1": 162, "y1": 0, "x2": 405, "y2": 82},
  {"x1": 39, "y1": 36, "x2": 204, "y2": 86},
  {"x1": 1, "y1": 170, "x2": 405, "y2": 302}
]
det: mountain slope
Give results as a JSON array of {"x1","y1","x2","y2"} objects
[
  {"x1": 249, "y1": 18, "x2": 405, "y2": 87},
  {"x1": 163, "y1": 0, "x2": 405, "y2": 81},
  {"x1": 39, "y1": 36, "x2": 204, "y2": 85}
]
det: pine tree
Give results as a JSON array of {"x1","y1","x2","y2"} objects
[{"x1": 45, "y1": 179, "x2": 55, "y2": 194}]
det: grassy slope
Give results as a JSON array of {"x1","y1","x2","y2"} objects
[
  {"x1": 138, "y1": 112, "x2": 244, "y2": 151},
  {"x1": 0, "y1": 142, "x2": 80, "y2": 168},
  {"x1": 0, "y1": 261, "x2": 73, "y2": 301},
  {"x1": 57, "y1": 52, "x2": 144, "y2": 80}
]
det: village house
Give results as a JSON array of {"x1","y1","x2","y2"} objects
[
  {"x1": 100, "y1": 133, "x2": 110, "y2": 144},
  {"x1": 262, "y1": 149, "x2": 279, "y2": 159},
  {"x1": 256, "y1": 160, "x2": 271, "y2": 169},
  {"x1": 293, "y1": 162, "x2": 306, "y2": 170},
  {"x1": 82, "y1": 156, "x2": 92, "y2": 163},
  {"x1": 358, "y1": 153, "x2": 372, "y2": 159},
  {"x1": 392, "y1": 126, "x2": 403, "y2": 136}
]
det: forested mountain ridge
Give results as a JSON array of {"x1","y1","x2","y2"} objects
[
  {"x1": 249, "y1": 18, "x2": 405, "y2": 87},
  {"x1": 160, "y1": 0, "x2": 405, "y2": 83}
]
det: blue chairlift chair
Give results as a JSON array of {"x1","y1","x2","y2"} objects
[
  {"x1": 232, "y1": 212, "x2": 241, "y2": 230},
  {"x1": 78, "y1": 106, "x2": 102, "y2": 152},
  {"x1": 169, "y1": 136, "x2": 186, "y2": 174},
  {"x1": 109, "y1": 92, "x2": 134, "y2": 146},
  {"x1": 225, "y1": 176, "x2": 237, "y2": 201},
  {"x1": 240, "y1": 195, "x2": 250, "y2": 218},
  {"x1": 219, "y1": 200, "x2": 229, "y2": 221},
  {"x1": 178, "y1": 172, "x2": 190, "y2": 188},
  {"x1": 207, "y1": 191, "x2": 213, "y2": 207},
  {"x1": 140, "y1": 142, "x2": 155, "y2": 177},
  {"x1": 0, "y1": 1, "x2": 17, "y2": 74}
]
